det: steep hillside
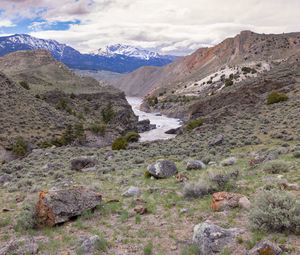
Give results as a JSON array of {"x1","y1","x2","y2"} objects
[
  {"x1": 0, "y1": 50, "x2": 138, "y2": 160},
  {"x1": 116, "y1": 31, "x2": 300, "y2": 98},
  {"x1": 0, "y1": 34, "x2": 176, "y2": 73}
]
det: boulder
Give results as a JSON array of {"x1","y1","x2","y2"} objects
[
  {"x1": 221, "y1": 157, "x2": 237, "y2": 166},
  {"x1": 248, "y1": 240, "x2": 282, "y2": 255},
  {"x1": 0, "y1": 173, "x2": 12, "y2": 185},
  {"x1": 186, "y1": 160, "x2": 206, "y2": 170},
  {"x1": 70, "y1": 157, "x2": 98, "y2": 171},
  {"x1": 209, "y1": 134, "x2": 224, "y2": 146},
  {"x1": 211, "y1": 192, "x2": 251, "y2": 211},
  {"x1": 165, "y1": 128, "x2": 180, "y2": 135},
  {"x1": 79, "y1": 235, "x2": 101, "y2": 254},
  {"x1": 137, "y1": 119, "x2": 156, "y2": 133},
  {"x1": 35, "y1": 186, "x2": 102, "y2": 227},
  {"x1": 122, "y1": 186, "x2": 141, "y2": 197},
  {"x1": 193, "y1": 221, "x2": 241, "y2": 254},
  {"x1": 147, "y1": 160, "x2": 177, "y2": 178}
]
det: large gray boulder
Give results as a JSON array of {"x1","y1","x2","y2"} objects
[
  {"x1": 192, "y1": 221, "x2": 241, "y2": 254},
  {"x1": 186, "y1": 160, "x2": 206, "y2": 170},
  {"x1": 147, "y1": 160, "x2": 177, "y2": 178},
  {"x1": 248, "y1": 240, "x2": 282, "y2": 255},
  {"x1": 36, "y1": 186, "x2": 102, "y2": 226}
]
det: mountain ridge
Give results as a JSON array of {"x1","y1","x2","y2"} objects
[{"x1": 0, "y1": 34, "x2": 176, "y2": 73}]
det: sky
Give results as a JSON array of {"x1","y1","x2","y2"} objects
[{"x1": 0, "y1": 0, "x2": 300, "y2": 56}]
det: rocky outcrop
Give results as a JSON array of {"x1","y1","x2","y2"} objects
[
  {"x1": 35, "y1": 187, "x2": 102, "y2": 227},
  {"x1": 147, "y1": 160, "x2": 178, "y2": 178},
  {"x1": 136, "y1": 119, "x2": 156, "y2": 133},
  {"x1": 193, "y1": 221, "x2": 241, "y2": 254},
  {"x1": 211, "y1": 192, "x2": 251, "y2": 211}
]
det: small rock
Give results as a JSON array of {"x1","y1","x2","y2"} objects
[
  {"x1": 79, "y1": 235, "x2": 100, "y2": 253},
  {"x1": 122, "y1": 186, "x2": 141, "y2": 197},
  {"x1": 147, "y1": 160, "x2": 178, "y2": 178},
  {"x1": 0, "y1": 173, "x2": 12, "y2": 185},
  {"x1": 209, "y1": 134, "x2": 224, "y2": 146},
  {"x1": 248, "y1": 240, "x2": 282, "y2": 255},
  {"x1": 70, "y1": 157, "x2": 98, "y2": 171},
  {"x1": 211, "y1": 192, "x2": 250, "y2": 211},
  {"x1": 193, "y1": 221, "x2": 241, "y2": 254},
  {"x1": 221, "y1": 157, "x2": 237, "y2": 166},
  {"x1": 186, "y1": 160, "x2": 206, "y2": 170}
]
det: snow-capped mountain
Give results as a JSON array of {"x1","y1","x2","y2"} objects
[
  {"x1": 94, "y1": 44, "x2": 171, "y2": 60},
  {"x1": 0, "y1": 34, "x2": 176, "y2": 73}
]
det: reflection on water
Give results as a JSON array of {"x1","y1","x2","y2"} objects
[{"x1": 127, "y1": 97, "x2": 182, "y2": 142}]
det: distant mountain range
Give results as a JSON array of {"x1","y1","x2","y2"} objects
[{"x1": 0, "y1": 34, "x2": 177, "y2": 73}]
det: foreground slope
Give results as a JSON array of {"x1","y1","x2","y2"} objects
[{"x1": 0, "y1": 43, "x2": 300, "y2": 254}]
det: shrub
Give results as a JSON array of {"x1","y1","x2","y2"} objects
[
  {"x1": 224, "y1": 78, "x2": 234, "y2": 87},
  {"x1": 249, "y1": 190, "x2": 300, "y2": 233},
  {"x1": 102, "y1": 102, "x2": 115, "y2": 123},
  {"x1": 293, "y1": 151, "x2": 300, "y2": 158},
  {"x1": 183, "y1": 180, "x2": 213, "y2": 198},
  {"x1": 56, "y1": 98, "x2": 68, "y2": 110},
  {"x1": 262, "y1": 160, "x2": 289, "y2": 174},
  {"x1": 186, "y1": 118, "x2": 204, "y2": 131},
  {"x1": 180, "y1": 244, "x2": 199, "y2": 255},
  {"x1": 208, "y1": 169, "x2": 239, "y2": 190},
  {"x1": 19, "y1": 81, "x2": 30, "y2": 90},
  {"x1": 143, "y1": 242, "x2": 153, "y2": 255},
  {"x1": 267, "y1": 91, "x2": 288, "y2": 105},
  {"x1": 112, "y1": 137, "x2": 128, "y2": 150},
  {"x1": 124, "y1": 131, "x2": 140, "y2": 143},
  {"x1": 242, "y1": 66, "x2": 257, "y2": 74},
  {"x1": 147, "y1": 96, "x2": 158, "y2": 107},
  {"x1": 12, "y1": 137, "x2": 28, "y2": 157},
  {"x1": 15, "y1": 202, "x2": 36, "y2": 231},
  {"x1": 74, "y1": 122, "x2": 85, "y2": 142},
  {"x1": 89, "y1": 122, "x2": 106, "y2": 136}
]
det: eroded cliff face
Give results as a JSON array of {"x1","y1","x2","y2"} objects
[{"x1": 0, "y1": 50, "x2": 138, "y2": 160}]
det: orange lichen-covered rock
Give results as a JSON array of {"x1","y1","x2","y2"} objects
[
  {"x1": 35, "y1": 186, "x2": 102, "y2": 227},
  {"x1": 211, "y1": 192, "x2": 250, "y2": 211}
]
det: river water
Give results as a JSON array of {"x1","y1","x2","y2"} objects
[{"x1": 127, "y1": 97, "x2": 182, "y2": 142}]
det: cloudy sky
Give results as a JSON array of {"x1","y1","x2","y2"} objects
[{"x1": 0, "y1": 0, "x2": 300, "y2": 55}]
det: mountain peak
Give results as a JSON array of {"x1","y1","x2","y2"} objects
[{"x1": 94, "y1": 44, "x2": 162, "y2": 60}]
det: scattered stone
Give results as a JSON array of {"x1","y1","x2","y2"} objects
[
  {"x1": 277, "y1": 179, "x2": 300, "y2": 191},
  {"x1": 221, "y1": 157, "x2": 237, "y2": 166},
  {"x1": 137, "y1": 119, "x2": 156, "y2": 133},
  {"x1": 176, "y1": 173, "x2": 188, "y2": 182},
  {"x1": 42, "y1": 162, "x2": 63, "y2": 171},
  {"x1": 122, "y1": 186, "x2": 141, "y2": 197},
  {"x1": 0, "y1": 173, "x2": 12, "y2": 185},
  {"x1": 165, "y1": 128, "x2": 180, "y2": 135},
  {"x1": 209, "y1": 134, "x2": 224, "y2": 146},
  {"x1": 79, "y1": 235, "x2": 100, "y2": 254},
  {"x1": 248, "y1": 240, "x2": 282, "y2": 255},
  {"x1": 104, "y1": 151, "x2": 114, "y2": 160},
  {"x1": 134, "y1": 207, "x2": 148, "y2": 215},
  {"x1": 147, "y1": 160, "x2": 177, "y2": 178},
  {"x1": 211, "y1": 192, "x2": 251, "y2": 211},
  {"x1": 70, "y1": 157, "x2": 98, "y2": 171},
  {"x1": 35, "y1": 186, "x2": 102, "y2": 226},
  {"x1": 0, "y1": 237, "x2": 38, "y2": 255},
  {"x1": 193, "y1": 221, "x2": 241, "y2": 254},
  {"x1": 186, "y1": 160, "x2": 206, "y2": 170}
]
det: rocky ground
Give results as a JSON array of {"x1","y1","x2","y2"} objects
[{"x1": 1, "y1": 78, "x2": 300, "y2": 254}]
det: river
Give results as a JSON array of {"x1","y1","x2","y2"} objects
[{"x1": 127, "y1": 97, "x2": 182, "y2": 142}]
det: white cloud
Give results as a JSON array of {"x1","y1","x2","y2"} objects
[
  {"x1": 0, "y1": 19, "x2": 15, "y2": 28},
  {"x1": 1, "y1": 0, "x2": 300, "y2": 55}
]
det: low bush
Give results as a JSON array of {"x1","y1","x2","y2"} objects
[
  {"x1": 185, "y1": 118, "x2": 204, "y2": 131},
  {"x1": 112, "y1": 137, "x2": 128, "y2": 150},
  {"x1": 12, "y1": 137, "x2": 28, "y2": 157},
  {"x1": 267, "y1": 91, "x2": 288, "y2": 105},
  {"x1": 15, "y1": 202, "x2": 36, "y2": 232},
  {"x1": 208, "y1": 169, "x2": 239, "y2": 190},
  {"x1": 183, "y1": 180, "x2": 213, "y2": 198},
  {"x1": 224, "y1": 78, "x2": 234, "y2": 87},
  {"x1": 19, "y1": 81, "x2": 30, "y2": 90},
  {"x1": 262, "y1": 160, "x2": 289, "y2": 174},
  {"x1": 249, "y1": 190, "x2": 300, "y2": 233},
  {"x1": 102, "y1": 102, "x2": 115, "y2": 123},
  {"x1": 89, "y1": 122, "x2": 106, "y2": 136},
  {"x1": 124, "y1": 131, "x2": 140, "y2": 143},
  {"x1": 147, "y1": 96, "x2": 158, "y2": 107}
]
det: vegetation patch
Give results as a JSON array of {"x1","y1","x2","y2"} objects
[
  {"x1": 185, "y1": 118, "x2": 204, "y2": 131},
  {"x1": 267, "y1": 91, "x2": 288, "y2": 105},
  {"x1": 12, "y1": 136, "x2": 28, "y2": 157},
  {"x1": 112, "y1": 137, "x2": 128, "y2": 150}
]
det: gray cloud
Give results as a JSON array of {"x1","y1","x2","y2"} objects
[{"x1": 1, "y1": 0, "x2": 300, "y2": 55}]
